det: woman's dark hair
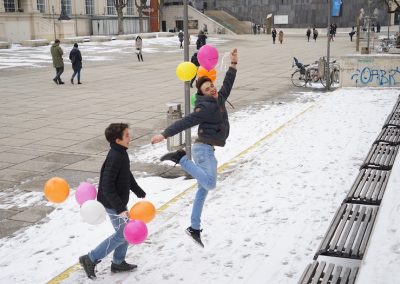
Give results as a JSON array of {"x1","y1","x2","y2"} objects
[
  {"x1": 73, "y1": 43, "x2": 78, "y2": 48},
  {"x1": 105, "y1": 123, "x2": 129, "y2": 143},
  {"x1": 196, "y1": 76, "x2": 212, "y2": 96}
]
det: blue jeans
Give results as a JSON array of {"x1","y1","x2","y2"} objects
[
  {"x1": 88, "y1": 208, "x2": 128, "y2": 265},
  {"x1": 180, "y1": 143, "x2": 217, "y2": 230},
  {"x1": 71, "y1": 69, "x2": 81, "y2": 81}
]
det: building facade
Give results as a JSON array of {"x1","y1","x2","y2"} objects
[{"x1": 0, "y1": 0, "x2": 150, "y2": 43}]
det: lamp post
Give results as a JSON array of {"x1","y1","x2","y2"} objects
[
  {"x1": 326, "y1": 0, "x2": 331, "y2": 91},
  {"x1": 183, "y1": 0, "x2": 191, "y2": 158},
  {"x1": 52, "y1": 5, "x2": 56, "y2": 40}
]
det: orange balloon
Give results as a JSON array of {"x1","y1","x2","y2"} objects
[
  {"x1": 129, "y1": 201, "x2": 156, "y2": 223},
  {"x1": 197, "y1": 66, "x2": 217, "y2": 82},
  {"x1": 44, "y1": 177, "x2": 70, "y2": 203}
]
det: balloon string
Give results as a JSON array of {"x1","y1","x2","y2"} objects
[{"x1": 102, "y1": 213, "x2": 130, "y2": 257}]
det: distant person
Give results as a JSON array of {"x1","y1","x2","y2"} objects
[
  {"x1": 69, "y1": 43, "x2": 82, "y2": 84},
  {"x1": 349, "y1": 26, "x2": 356, "y2": 42},
  {"x1": 313, "y1": 27, "x2": 319, "y2": 42},
  {"x1": 50, "y1": 39, "x2": 64, "y2": 85},
  {"x1": 306, "y1": 27, "x2": 311, "y2": 42},
  {"x1": 79, "y1": 123, "x2": 146, "y2": 279},
  {"x1": 278, "y1": 30, "x2": 284, "y2": 44},
  {"x1": 135, "y1": 35, "x2": 143, "y2": 62},
  {"x1": 178, "y1": 30, "x2": 184, "y2": 49},
  {"x1": 190, "y1": 51, "x2": 200, "y2": 88},
  {"x1": 376, "y1": 22, "x2": 381, "y2": 33},
  {"x1": 371, "y1": 23, "x2": 375, "y2": 32},
  {"x1": 271, "y1": 28, "x2": 277, "y2": 44},
  {"x1": 329, "y1": 24, "x2": 335, "y2": 42},
  {"x1": 252, "y1": 24, "x2": 257, "y2": 35},
  {"x1": 196, "y1": 30, "x2": 207, "y2": 50},
  {"x1": 332, "y1": 23, "x2": 337, "y2": 37}
]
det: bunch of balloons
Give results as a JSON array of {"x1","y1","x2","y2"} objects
[{"x1": 123, "y1": 201, "x2": 156, "y2": 245}]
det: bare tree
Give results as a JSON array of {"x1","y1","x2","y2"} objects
[
  {"x1": 114, "y1": 0, "x2": 128, "y2": 35},
  {"x1": 135, "y1": 0, "x2": 150, "y2": 32}
]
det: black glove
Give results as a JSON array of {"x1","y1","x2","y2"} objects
[{"x1": 135, "y1": 188, "x2": 146, "y2": 198}]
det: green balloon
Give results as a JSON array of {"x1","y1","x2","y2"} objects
[{"x1": 190, "y1": 92, "x2": 197, "y2": 108}]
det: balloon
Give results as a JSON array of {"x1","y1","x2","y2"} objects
[
  {"x1": 190, "y1": 92, "x2": 197, "y2": 108},
  {"x1": 124, "y1": 220, "x2": 148, "y2": 244},
  {"x1": 176, "y1": 62, "x2": 197, "y2": 81},
  {"x1": 197, "y1": 66, "x2": 217, "y2": 82},
  {"x1": 197, "y1": 44, "x2": 219, "y2": 71},
  {"x1": 80, "y1": 200, "x2": 106, "y2": 225},
  {"x1": 75, "y1": 182, "x2": 97, "y2": 206},
  {"x1": 44, "y1": 177, "x2": 70, "y2": 203},
  {"x1": 129, "y1": 201, "x2": 156, "y2": 223}
]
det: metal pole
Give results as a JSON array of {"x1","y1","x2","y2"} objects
[
  {"x1": 183, "y1": 0, "x2": 191, "y2": 159},
  {"x1": 52, "y1": 6, "x2": 56, "y2": 40},
  {"x1": 356, "y1": 16, "x2": 360, "y2": 52},
  {"x1": 74, "y1": 0, "x2": 78, "y2": 36},
  {"x1": 326, "y1": 0, "x2": 331, "y2": 91}
]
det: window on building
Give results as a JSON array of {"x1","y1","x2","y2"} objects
[
  {"x1": 85, "y1": 0, "x2": 95, "y2": 15},
  {"x1": 107, "y1": 0, "x2": 116, "y2": 15},
  {"x1": 4, "y1": 0, "x2": 16, "y2": 12},
  {"x1": 127, "y1": 0, "x2": 134, "y2": 15},
  {"x1": 37, "y1": 0, "x2": 45, "y2": 13},
  {"x1": 64, "y1": 0, "x2": 72, "y2": 15}
]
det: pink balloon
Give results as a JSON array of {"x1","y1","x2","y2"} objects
[
  {"x1": 124, "y1": 220, "x2": 148, "y2": 244},
  {"x1": 75, "y1": 182, "x2": 97, "y2": 206},
  {"x1": 197, "y1": 44, "x2": 219, "y2": 71}
]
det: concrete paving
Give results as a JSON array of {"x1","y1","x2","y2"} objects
[{"x1": 0, "y1": 33, "x2": 356, "y2": 239}]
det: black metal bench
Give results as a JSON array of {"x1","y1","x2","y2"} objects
[
  {"x1": 383, "y1": 111, "x2": 400, "y2": 128},
  {"x1": 298, "y1": 261, "x2": 358, "y2": 284},
  {"x1": 314, "y1": 203, "x2": 378, "y2": 259},
  {"x1": 361, "y1": 142, "x2": 399, "y2": 170},
  {"x1": 344, "y1": 168, "x2": 391, "y2": 205},
  {"x1": 375, "y1": 127, "x2": 400, "y2": 145}
]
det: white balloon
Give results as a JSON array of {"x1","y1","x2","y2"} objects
[{"x1": 80, "y1": 200, "x2": 106, "y2": 225}]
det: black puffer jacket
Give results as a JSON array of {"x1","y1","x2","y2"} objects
[
  {"x1": 97, "y1": 143, "x2": 146, "y2": 214},
  {"x1": 162, "y1": 67, "x2": 237, "y2": 147},
  {"x1": 69, "y1": 47, "x2": 82, "y2": 71}
]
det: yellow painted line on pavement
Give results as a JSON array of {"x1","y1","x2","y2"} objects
[{"x1": 46, "y1": 104, "x2": 314, "y2": 283}]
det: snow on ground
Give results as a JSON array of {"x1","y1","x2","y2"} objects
[
  {"x1": 0, "y1": 88, "x2": 399, "y2": 284},
  {"x1": 0, "y1": 36, "x2": 228, "y2": 70}
]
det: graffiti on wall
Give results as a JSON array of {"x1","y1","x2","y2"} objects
[{"x1": 350, "y1": 67, "x2": 400, "y2": 86}]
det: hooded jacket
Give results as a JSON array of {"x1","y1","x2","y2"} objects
[
  {"x1": 162, "y1": 67, "x2": 237, "y2": 147},
  {"x1": 69, "y1": 47, "x2": 82, "y2": 71},
  {"x1": 50, "y1": 43, "x2": 64, "y2": 68}
]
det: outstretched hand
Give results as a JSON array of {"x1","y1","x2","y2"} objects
[
  {"x1": 151, "y1": 134, "x2": 165, "y2": 144},
  {"x1": 230, "y1": 48, "x2": 238, "y2": 68}
]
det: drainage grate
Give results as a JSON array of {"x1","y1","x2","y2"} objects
[
  {"x1": 375, "y1": 127, "x2": 400, "y2": 145},
  {"x1": 345, "y1": 169, "x2": 391, "y2": 205},
  {"x1": 314, "y1": 203, "x2": 378, "y2": 259},
  {"x1": 298, "y1": 261, "x2": 358, "y2": 284},
  {"x1": 361, "y1": 143, "x2": 399, "y2": 170}
]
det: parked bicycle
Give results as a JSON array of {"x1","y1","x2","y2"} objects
[{"x1": 291, "y1": 57, "x2": 339, "y2": 88}]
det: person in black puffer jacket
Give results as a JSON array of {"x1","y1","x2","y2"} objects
[
  {"x1": 69, "y1": 43, "x2": 82, "y2": 84},
  {"x1": 79, "y1": 123, "x2": 146, "y2": 279},
  {"x1": 151, "y1": 48, "x2": 238, "y2": 247}
]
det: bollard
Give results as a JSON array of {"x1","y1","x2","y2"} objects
[{"x1": 166, "y1": 103, "x2": 183, "y2": 151}]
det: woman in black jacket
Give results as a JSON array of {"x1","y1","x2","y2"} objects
[
  {"x1": 151, "y1": 48, "x2": 238, "y2": 247},
  {"x1": 69, "y1": 43, "x2": 82, "y2": 84},
  {"x1": 79, "y1": 123, "x2": 146, "y2": 279}
]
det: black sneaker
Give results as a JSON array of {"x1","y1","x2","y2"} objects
[
  {"x1": 185, "y1": 227, "x2": 204, "y2": 248},
  {"x1": 53, "y1": 78, "x2": 58, "y2": 85},
  {"x1": 79, "y1": 254, "x2": 100, "y2": 279},
  {"x1": 111, "y1": 261, "x2": 137, "y2": 273},
  {"x1": 58, "y1": 81, "x2": 65, "y2": 85},
  {"x1": 70, "y1": 78, "x2": 74, "y2": 84},
  {"x1": 160, "y1": 149, "x2": 186, "y2": 164}
]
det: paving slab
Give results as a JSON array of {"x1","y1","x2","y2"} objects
[{"x1": 8, "y1": 206, "x2": 53, "y2": 223}]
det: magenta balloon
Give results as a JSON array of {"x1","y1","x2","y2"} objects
[
  {"x1": 197, "y1": 44, "x2": 219, "y2": 71},
  {"x1": 75, "y1": 182, "x2": 97, "y2": 206},
  {"x1": 124, "y1": 220, "x2": 148, "y2": 244}
]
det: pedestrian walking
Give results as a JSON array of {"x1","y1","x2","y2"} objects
[
  {"x1": 349, "y1": 26, "x2": 356, "y2": 42},
  {"x1": 190, "y1": 51, "x2": 200, "y2": 88},
  {"x1": 178, "y1": 30, "x2": 184, "y2": 49},
  {"x1": 196, "y1": 30, "x2": 207, "y2": 50},
  {"x1": 329, "y1": 24, "x2": 335, "y2": 42},
  {"x1": 79, "y1": 123, "x2": 146, "y2": 279},
  {"x1": 151, "y1": 48, "x2": 238, "y2": 248},
  {"x1": 272, "y1": 28, "x2": 277, "y2": 44},
  {"x1": 69, "y1": 43, "x2": 82, "y2": 84},
  {"x1": 135, "y1": 35, "x2": 143, "y2": 62},
  {"x1": 50, "y1": 39, "x2": 64, "y2": 84},
  {"x1": 306, "y1": 27, "x2": 311, "y2": 42},
  {"x1": 278, "y1": 30, "x2": 284, "y2": 44},
  {"x1": 313, "y1": 27, "x2": 319, "y2": 42},
  {"x1": 376, "y1": 22, "x2": 381, "y2": 33}
]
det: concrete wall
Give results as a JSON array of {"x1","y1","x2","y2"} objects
[
  {"x1": 162, "y1": 5, "x2": 235, "y2": 34},
  {"x1": 340, "y1": 55, "x2": 400, "y2": 87}
]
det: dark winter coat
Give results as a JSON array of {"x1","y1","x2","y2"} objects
[
  {"x1": 162, "y1": 67, "x2": 237, "y2": 147},
  {"x1": 272, "y1": 30, "x2": 277, "y2": 38},
  {"x1": 191, "y1": 52, "x2": 199, "y2": 67},
  {"x1": 97, "y1": 143, "x2": 146, "y2": 214},
  {"x1": 69, "y1": 47, "x2": 82, "y2": 71},
  {"x1": 196, "y1": 34, "x2": 207, "y2": 49},
  {"x1": 178, "y1": 32, "x2": 184, "y2": 42},
  {"x1": 50, "y1": 43, "x2": 64, "y2": 68}
]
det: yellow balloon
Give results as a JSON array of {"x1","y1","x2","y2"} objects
[{"x1": 176, "y1": 62, "x2": 197, "y2": 81}]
